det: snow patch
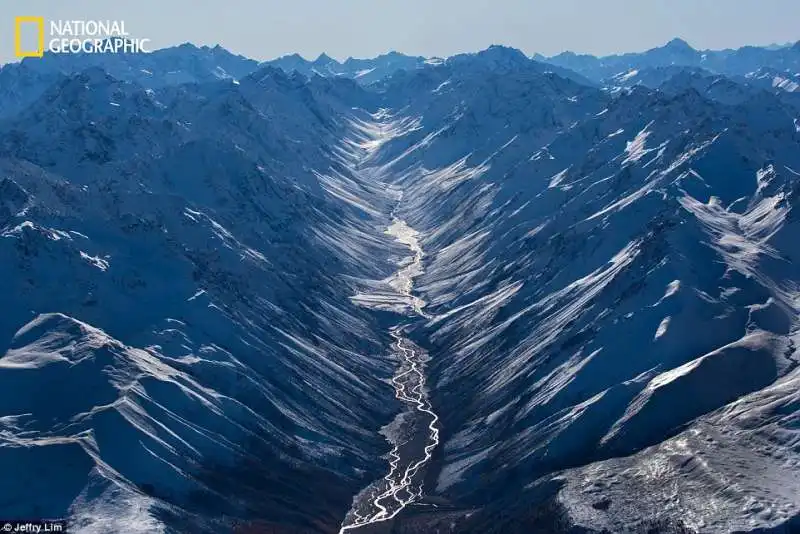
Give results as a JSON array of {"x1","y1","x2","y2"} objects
[
  {"x1": 622, "y1": 122, "x2": 654, "y2": 165},
  {"x1": 549, "y1": 168, "x2": 570, "y2": 189},
  {"x1": 616, "y1": 69, "x2": 640, "y2": 82},
  {"x1": 79, "y1": 251, "x2": 109, "y2": 271},
  {"x1": 654, "y1": 317, "x2": 671, "y2": 340}
]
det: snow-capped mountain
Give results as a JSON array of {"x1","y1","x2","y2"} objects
[{"x1": 1, "y1": 40, "x2": 800, "y2": 534}]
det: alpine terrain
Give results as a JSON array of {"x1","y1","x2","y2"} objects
[{"x1": 1, "y1": 38, "x2": 800, "y2": 534}]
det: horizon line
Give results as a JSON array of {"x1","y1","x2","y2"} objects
[{"x1": 2, "y1": 36, "x2": 798, "y2": 69}]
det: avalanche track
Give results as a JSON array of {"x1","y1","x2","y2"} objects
[{"x1": 339, "y1": 114, "x2": 441, "y2": 532}]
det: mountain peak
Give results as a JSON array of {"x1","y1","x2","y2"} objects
[
  {"x1": 287, "y1": 53, "x2": 308, "y2": 61},
  {"x1": 484, "y1": 44, "x2": 527, "y2": 57},
  {"x1": 445, "y1": 45, "x2": 530, "y2": 71},
  {"x1": 664, "y1": 38, "x2": 695, "y2": 52},
  {"x1": 176, "y1": 42, "x2": 201, "y2": 52},
  {"x1": 473, "y1": 45, "x2": 529, "y2": 64},
  {"x1": 314, "y1": 53, "x2": 337, "y2": 66}
]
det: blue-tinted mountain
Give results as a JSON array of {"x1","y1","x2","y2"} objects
[
  {"x1": 368, "y1": 54, "x2": 800, "y2": 532},
  {"x1": 0, "y1": 44, "x2": 259, "y2": 120},
  {"x1": 543, "y1": 38, "x2": 800, "y2": 84},
  {"x1": 264, "y1": 50, "x2": 430, "y2": 85},
  {"x1": 1, "y1": 41, "x2": 800, "y2": 534}
]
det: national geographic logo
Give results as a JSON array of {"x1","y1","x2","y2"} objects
[{"x1": 14, "y1": 16, "x2": 151, "y2": 58}]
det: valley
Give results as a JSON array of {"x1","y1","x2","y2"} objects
[{"x1": 335, "y1": 113, "x2": 440, "y2": 532}]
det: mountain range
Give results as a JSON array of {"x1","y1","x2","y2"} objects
[{"x1": 1, "y1": 38, "x2": 799, "y2": 533}]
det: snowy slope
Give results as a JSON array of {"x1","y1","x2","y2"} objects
[
  {"x1": 0, "y1": 66, "x2": 408, "y2": 533},
  {"x1": 363, "y1": 54, "x2": 800, "y2": 532}
]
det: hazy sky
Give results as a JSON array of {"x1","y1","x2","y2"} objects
[{"x1": 3, "y1": 0, "x2": 799, "y2": 65}]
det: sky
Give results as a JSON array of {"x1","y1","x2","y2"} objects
[{"x1": 3, "y1": 0, "x2": 799, "y2": 65}]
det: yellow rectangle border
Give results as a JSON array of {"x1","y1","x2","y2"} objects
[{"x1": 15, "y1": 16, "x2": 45, "y2": 58}]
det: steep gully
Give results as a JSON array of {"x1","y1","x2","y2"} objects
[{"x1": 338, "y1": 113, "x2": 441, "y2": 532}]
